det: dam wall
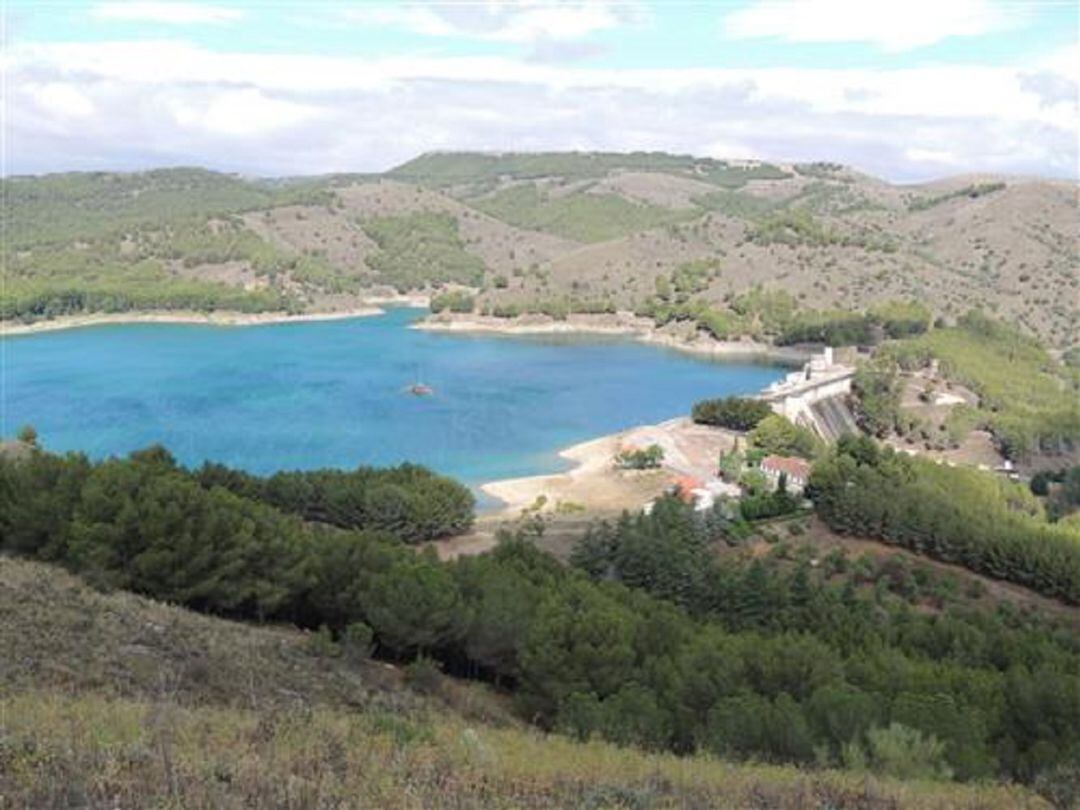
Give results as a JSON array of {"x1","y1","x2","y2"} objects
[{"x1": 759, "y1": 347, "x2": 857, "y2": 440}]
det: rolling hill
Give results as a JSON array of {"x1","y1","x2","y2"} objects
[{"x1": 1, "y1": 153, "x2": 1076, "y2": 348}]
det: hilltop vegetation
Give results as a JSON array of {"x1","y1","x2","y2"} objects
[
  {"x1": 2, "y1": 167, "x2": 331, "y2": 249},
  {"x1": 388, "y1": 150, "x2": 790, "y2": 190},
  {"x1": 3, "y1": 152, "x2": 1074, "y2": 348},
  {"x1": 470, "y1": 181, "x2": 691, "y2": 243}
]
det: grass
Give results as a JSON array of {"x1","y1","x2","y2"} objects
[
  {"x1": 471, "y1": 182, "x2": 693, "y2": 243},
  {"x1": 1, "y1": 692, "x2": 1049, "y2": 810},
  {"x1": 0, "y1": 556, "x2": 403, "y2": 708},
  {"x1": 0, "y1": 557, "x2": 1049, "y2": 809}
]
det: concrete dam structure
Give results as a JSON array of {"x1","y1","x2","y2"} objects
[{"x1": 760, "y1": 348, "x2": 859, "y2": 442}]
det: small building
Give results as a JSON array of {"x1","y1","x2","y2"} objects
[
  {"x1": 672, "y1": 474, "x2": 704, "y2": 503},
  {"x1": 760, "y1": 455, "x2": 812, "y2": 493},
  {"x1": 670, "y1": 474, "x2": 715, "y2": 511}
]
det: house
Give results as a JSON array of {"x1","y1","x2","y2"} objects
[
  {"x1": 671, "y1": 474, "x2": 715, "y2": 511},
  {"x1": 759, "y1": 455, "x2": 811, "y2": 493}
]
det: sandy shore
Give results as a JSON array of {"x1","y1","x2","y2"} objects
[
  {"x1": 414, "y1": 312, "x2": 808, "y2": 363},
  {"x1": 481, "y1": 432, "x2": 641, "y2": 516},
  {"x1": 479, "y1": 417, "x2": 741, "y2": 518},
  {"x1": 0, "y1": 297, "x2": 430, "y2": 337}
]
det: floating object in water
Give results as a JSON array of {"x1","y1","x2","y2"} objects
[{"x1": 409, "y1": 363, "x2": 434, "y2": 396}]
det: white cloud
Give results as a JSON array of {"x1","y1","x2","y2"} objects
[
  {"x1": 345, "y1": 1, "x2": 626, "y2": 43},
  {"x1": 168, "y1": 88, "x2": 321, "y2": 137},
  {"x1": 705, "y1": 139, "x2": 759, "y2": 161},
  {"x1": 342, "y1": 7, "x2": 457, "y2": 37},
  {"x1": 485, "y1": 4, "x2": 624, "y2": 42},
  {"x1": 723, "y1": 0, "x2": 1016, "y2": 51},
  {"x1": 905, "y1": 147, "x2": 959, "y2": 165},
  {"x1": 33, "y1": 83, "x2": 96, "y2": 119},
  {"x1": 4, "y1": 39, "x2": 1076, "y2": 180},
  {"x1": 92, "y1": 2, "x2": 244, "y2": 25}
]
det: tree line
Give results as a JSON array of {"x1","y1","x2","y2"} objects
[
  {"x1": 809, "y1": 436, "x2": 1080, "y2": 603},
  {"x1": 195, "y1": 460, "x2": 474, "y2": 543},
  {"x1": 1, "y1": 443, "x2": 1077, "y2": 792}
]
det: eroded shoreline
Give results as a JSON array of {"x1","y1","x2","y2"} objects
[
  {"x1": 0, "y1": 295, "x2": 429, "y2": 337},
  {"x1": 413, "y1": 312, "x2": 809, "y2": 364}
]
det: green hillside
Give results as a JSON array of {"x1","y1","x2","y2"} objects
[
  {"x1": 470, "y1": 182, "x2": 692, "y2": 242},
  {"x1": 0, "y1": 556, "x2": 1051, "y2": 810},
  {"x1": 388, "y1": 150, "x2": 791, "y2": 189},
  {"x1": 388, "y1": 150, "x2": 704, "y2": 185},
  {"x1": 1, "y1": 167, "x2": 331, "y2": 249}
]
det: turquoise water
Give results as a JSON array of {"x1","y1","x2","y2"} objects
[{"x1": 1, "y1": 308, "x2": 786, "y2": 486}]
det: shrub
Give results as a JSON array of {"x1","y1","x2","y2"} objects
[
  {"x1": 405, "y1": 656, "x2": 443, "y2": 695},
  {"x1": 615, "y1": 444, "x2": 664, "y2": 470},
  {"x1": 750, "y1": 415, "x2": 823, "y2": 459},
  {"x1": 430, "y1": 290, "x2": 475, "y2": 313},
  {"x1": 864, "y1": 723, "x2": 953, "y2": 781},
  {"x1": 308, "y1": 625, "x2": 341, "y2": 658},
  {"x1": 692, "y1": 397, "x2": 773, "y2": 430},
  {"x1": 342, "y1": 621, "x2": 376, "y2": 661}
]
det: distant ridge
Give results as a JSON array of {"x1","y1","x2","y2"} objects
[{"x1": 2, "y1": 151, "x2": 1075, "y2": 347}]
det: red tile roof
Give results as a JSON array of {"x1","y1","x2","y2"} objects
[
  {"x1": 672, "y1": 474, "x2": 704, "y2": 503},
  {"x1": 760, "y1": 455, "x2": 811, "y2": 480}
]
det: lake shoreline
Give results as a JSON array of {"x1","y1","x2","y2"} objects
[
  {"x1": 7, "y1": 301, "x2": 782, "y2": 525},
  {"x1": 0, "y1": 295, "x2": 430, "y2": 337},
  {"x1": 413, "y1": 312, "x2": 809, "y2": 364},
  {"x1": 476, "y1": 415, "x2": 744, "y2": 520}
]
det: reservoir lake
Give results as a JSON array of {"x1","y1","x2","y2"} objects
[{"x1": 1, "y1": 307, "x2": 787, "y2": 487}]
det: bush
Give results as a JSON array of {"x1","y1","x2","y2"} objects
[
  {"x1": 308, "y1": 625, "x2": 341, "y2": 658},
  {"x1": 864, "y1": 723, "x2": 953, "y2": 781},
  {"x1": 692, "y1": 397, "x2": 773, "y2": 430},
  {"x1": 615, "y1": 444, "x2": 664, "y2": 470},
  {"x1": 342, "y1": 621, "x2": 376, "y2": 661},
  {"x1": 750, "y1": 415, "x2": 823, "y2": 459},
  {"x1": 405, "y1": 656, "x2": 443, "y2": 695},
  {"x1": 430, "y1": 290, "x2": 475, "y2": 313},
  {"x1": 739, "y1": 490, "x2": 800, "y2": 521}
]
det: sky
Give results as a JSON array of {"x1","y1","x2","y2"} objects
[{"x1": 3, "y1": 0, "x2": 1078, "y2": 180}]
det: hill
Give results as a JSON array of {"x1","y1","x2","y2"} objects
[
  {"x1": 0, "y1": 556, "x2": 1049, "y2": 809},
  {"x1": 2, "y1": 153, "x2": 1076, "y2": 348}
]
